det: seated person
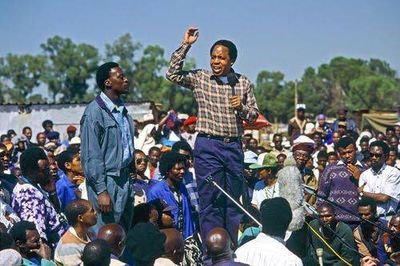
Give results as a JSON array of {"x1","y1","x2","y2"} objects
[{"x1": 9, "y1": 221, "x2": 55, "y2": 266}]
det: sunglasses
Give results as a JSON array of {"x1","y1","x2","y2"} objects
[
  {"x1": 369, "y1": 153, "x2": 383, "y2": 158},
  {"x1": 136, "y1": 158, "x2": 149, "y2": 164}
]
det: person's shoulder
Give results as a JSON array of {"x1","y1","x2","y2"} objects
[
  {"x1": 254, "y1": 180, "x2": 266, "y2": 190},
  {"x1": 337, "y1": 221, "x2": 353, "y2": 235}
]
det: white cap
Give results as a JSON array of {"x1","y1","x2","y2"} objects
[
  {"x1": 70, "y1": 137, "x2": 81, "y2": 145},
  {"x1": 296, "y1": 103, "x2": 306, "y2": 110},
  {"x1": 244, "y1": 150, "x2": 258, "y2": 164}
]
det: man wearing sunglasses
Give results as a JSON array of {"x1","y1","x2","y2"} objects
[{"x1": 358, "y1": 141, "x2": 400, "y2": 221}]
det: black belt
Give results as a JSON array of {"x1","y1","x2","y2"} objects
[{"x1": 198, "y1": 133, "x2": 240, "y2": 143}]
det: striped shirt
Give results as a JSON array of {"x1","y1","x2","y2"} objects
[{"x1": 166, "y1": 44, "x2": 258, "y2": 137}]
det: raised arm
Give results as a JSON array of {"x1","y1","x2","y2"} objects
[{"x1": 166, "y1": 27, "x2": 199, "y2": 89}]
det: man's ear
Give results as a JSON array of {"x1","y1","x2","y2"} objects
[
  {"x1": 104, "y1": 79, "x2": 111, "y2": 88},
  {"x1": 65, "y1": 162, "x2": 72, "y2": 171}
]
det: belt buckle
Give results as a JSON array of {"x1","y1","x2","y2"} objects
[{"x1": 223, "y1": 137, "x2": 230, "y2": 143}]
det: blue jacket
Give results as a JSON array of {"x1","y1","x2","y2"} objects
[
  {"x1": 147, "y1": 180, "x2": 195, "y2": 239},
  {"x1": 80, "y1": 95, "x2": 135, "y2": 194}
]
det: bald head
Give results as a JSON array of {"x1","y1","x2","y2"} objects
[
  {"x1": 160, "y1": 228, "x2": 184, "y2": 264},
  {"x1": 97, "y1": 223, "x2": 126, "y2": 257},
  {"x1": 205, "y1": 227, "x2": 233, "y2": 263}
]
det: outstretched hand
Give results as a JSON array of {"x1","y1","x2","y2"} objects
[{"x1": 182, "y1": 27, "x2": 199, "y2": 45}]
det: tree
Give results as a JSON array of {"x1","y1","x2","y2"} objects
[
  {"x1": 0, "y1": 54, "x2": 46, "y2": 103},
  {"x1": 41, "y1": 36, "x2": 99, "y2": 102},
  {"x1": 105, "y1": 33, "x2": 141, "y2": 101},
  {"x1": 254, "y1": 70, "x2": 291, "y2": 123}
]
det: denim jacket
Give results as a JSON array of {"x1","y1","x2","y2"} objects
[{"x1": 80, "y1": 95, "x2": 135, "y2": 194}]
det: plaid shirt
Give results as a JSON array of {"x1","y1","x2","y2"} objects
[{"x1": 166, "y1": 44, "x2": 259, "y2": 137}]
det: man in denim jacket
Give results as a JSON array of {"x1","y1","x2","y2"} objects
[{"x1": 80, "y1": 62, "x2": 135, "y2": 233}]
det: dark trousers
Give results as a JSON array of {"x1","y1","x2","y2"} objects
[{"x1": 194, "y1": 136, "x2": 244, "y2": 247}]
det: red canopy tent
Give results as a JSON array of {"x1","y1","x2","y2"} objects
[{"x1": 243, "y1": 113, "x2": 271, "y2": 130}]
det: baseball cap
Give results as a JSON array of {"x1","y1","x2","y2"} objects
[{"x1": 249, "y1": 153, "x2": 277, "y2": 170}]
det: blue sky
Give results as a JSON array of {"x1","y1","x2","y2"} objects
[{"x1": 1, "y1": 0, "x2": 399, "y2": 82}]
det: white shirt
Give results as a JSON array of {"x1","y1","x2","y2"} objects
[
  {"x1": 359, "y1": 164, "x2": 400, "y2": 216},
  {"x1": 251, "y1": 180, "x2": 280, "y2": 209},
  {"x1": 235, "y1": 233, "x2": 303, "y2": 266}
]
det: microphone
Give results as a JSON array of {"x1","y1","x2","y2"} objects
[
  {"x1": 316, "y1": 248, "x2": 324, "y2": 266},
  {"x1": 227, "y1": 72, "x2": 237, "y2": 96}
]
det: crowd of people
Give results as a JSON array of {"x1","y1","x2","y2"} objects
[{"x1": 0, "y1": 27, "x2": 400, "y2": 266}]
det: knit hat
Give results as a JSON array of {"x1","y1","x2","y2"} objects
[
  {"x1": 46, "y1": 131, "x2": 60, "y2": 140},
  {"x1": 66, "y1": 125, "x2": 77, "y2": 133}
]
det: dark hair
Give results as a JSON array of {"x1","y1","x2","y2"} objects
[
  {"x1": 56, "y1": 150, "x2": 79, "y2": 173},
  {"x1": 260, "y1": 197, "x2": 292, "y2": 237},
  {"x1": 148, "y1": 146, "x2": 161, "y2": 155},
  {"x1": 22, "y1": 126, "x2": 32, "y2": 134},
  {"x1": 42, "y1": 119, "x2": 53, "y2": 129},
  {"x1": 65, "y1": 199, "x2": 91, "y2": 226},
  {"x1": 9, "y1": 221, "x2": 37, "y2": 243},
  {"x1": 335, "y1": 136, "x2": 355, "y2": 150},
  {"x1": 272, "y1": 133, "x2": 282, "y2": 140},
  {"x1": 0, "y1": 134, "x2": 9, "y2": 143},
  {"x1": 358, "y1": 197, "x2": 377, "y2": 214},
  {"x1": 159, "y1": 152, "x2": 186, "y2": 177},
  {"x1": 172, "y1": 141, "x2": 193, "y2": 158},
  {"x1": 20, "y1": 147, "x2": 48, "y2": 176},
  {"x1": 210, "y1": 40, "x2": 238, "y2": 62},
  {"x1": 132, "y1": 203, "x2": 151, "y2": 228},
  {"x1": 317, "y1": 151, "x2": 328, "y2": 160},
  {"x1": 7, "y1": 129, "x2": 16, "y2": 138},
  {"x1": 240, "y1": 205, "x2": 261, "y2": 224},
  {"x1": 96, "y1": 62, "x2": 119, "y2": 90},
  {"x1": 360, "y1": 136, "x2": 370, "y2": 144},
  {"x1": 369, "y1": 140, "x2": 390, "y2": 155},
  {"x1": 82, "y1": 239, "x2": 111, "y2": 266},
  {"x1": 317, "y1": 202, "x2": 335, "y2": 214},
  {"x1": 327, "y1": 151, "x2": 338, "y2": 157},
  {"x1": 0, "y1": 232, "x2": 15, "y2": 250},
  {"x1": 386, "y1": 126, "x2": 396, "y2": 133}
]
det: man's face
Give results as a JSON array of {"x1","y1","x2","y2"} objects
[
  {"x1": 167, "y1": 162, "x2": 185, "y2": 183},
  {"x1": 317, "y1": 157, "x2": 327, "y2": 171},
  {"x1": 313, "y1": 134, "x2": 322, "y2": 146},
  {"x1": 23, "y1": 129, "x2": 32, "y2": 140},
  {"x1": 369, "y1": 146, "x2": 385, "y2": 170},
  {"x1": 395, "y1": 126, "x2": 400, "y2": 138},
  {"x1": 187, "y1": 123, "x2": 196, "y2": 133},
  {"x1": 338, "y1": 144, "x2": 356, "y2": 164},
  {"x1": 294, "y1": 150, "x2": 310, "y2": 169},
  {"x1": 277, "y1": 155, "x2": 286, "y2": 169},
  {"x1": 388, "y1": 137, "x2": 399, "y2": 150},
  {"x1": 328, "y1": 154, "x2": 338, "y2": 165},
  {"x1": 273, "y1": 136, "x2": 282, "y2": 149},
  {"x1": 389, "y1": 217, "x2": 400, "y2": 234},
  {"x1": 248, "y1": 138, "x2": 258, "y2": 149},
  {"x1": 37, "y1": 133, "x2": 46, "y2": 146},
  {"x1": 337, "y1": 111, "x2": 346, "y2": 121},
  {"x1": 0, "y1": 150, "x2": 10, "y2": 171},
  {"x1": 80, "y1": 202, "x2": 97, "y2": 226},
  {"x1": 258, "y1": 168, "x2": 273, "y2": 181},
  {"x1": 332, "y1": 132, "x2": 341, "y2": 144},
  {"x1": 319, "y1": 207, "x2": 336, "y2": 226},
  {"x1": 134, "y1": 153, "x2": 148, "y2": 174},
  {"x1": 358, "y1": 206, "x2": 374, "y2": 222},
  {"x1": 317, "y1": 118, "x2": 325, "y2": 127},
  {"x1": 387, "y1": 150, "x2": 397, "y2": 167},
  {"x1": 21, "y1": 229, "x2": 41, "y2": 256},
  {"x1": 210, "y1": 45, "x2": 232, "y2": 77},
  {"x1": 67, "y1": 154, "x2": 84, "y2": 176},
  {"x1": 149, "y1": 150, "x2": 161, "y2": 166},
  {"x1": 107, "y1": 67, "x2": 129, "y2": 95},
  {"x1": 360, "y1": 141, "x2": 369, "y2": 152},
  {"x1": 297, "y1": 109, "x2": 305, "y2": 120}
]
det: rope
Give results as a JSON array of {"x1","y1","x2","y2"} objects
[{"x1": 305, "y1": 221, "x2": 352, "y2": 266}]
